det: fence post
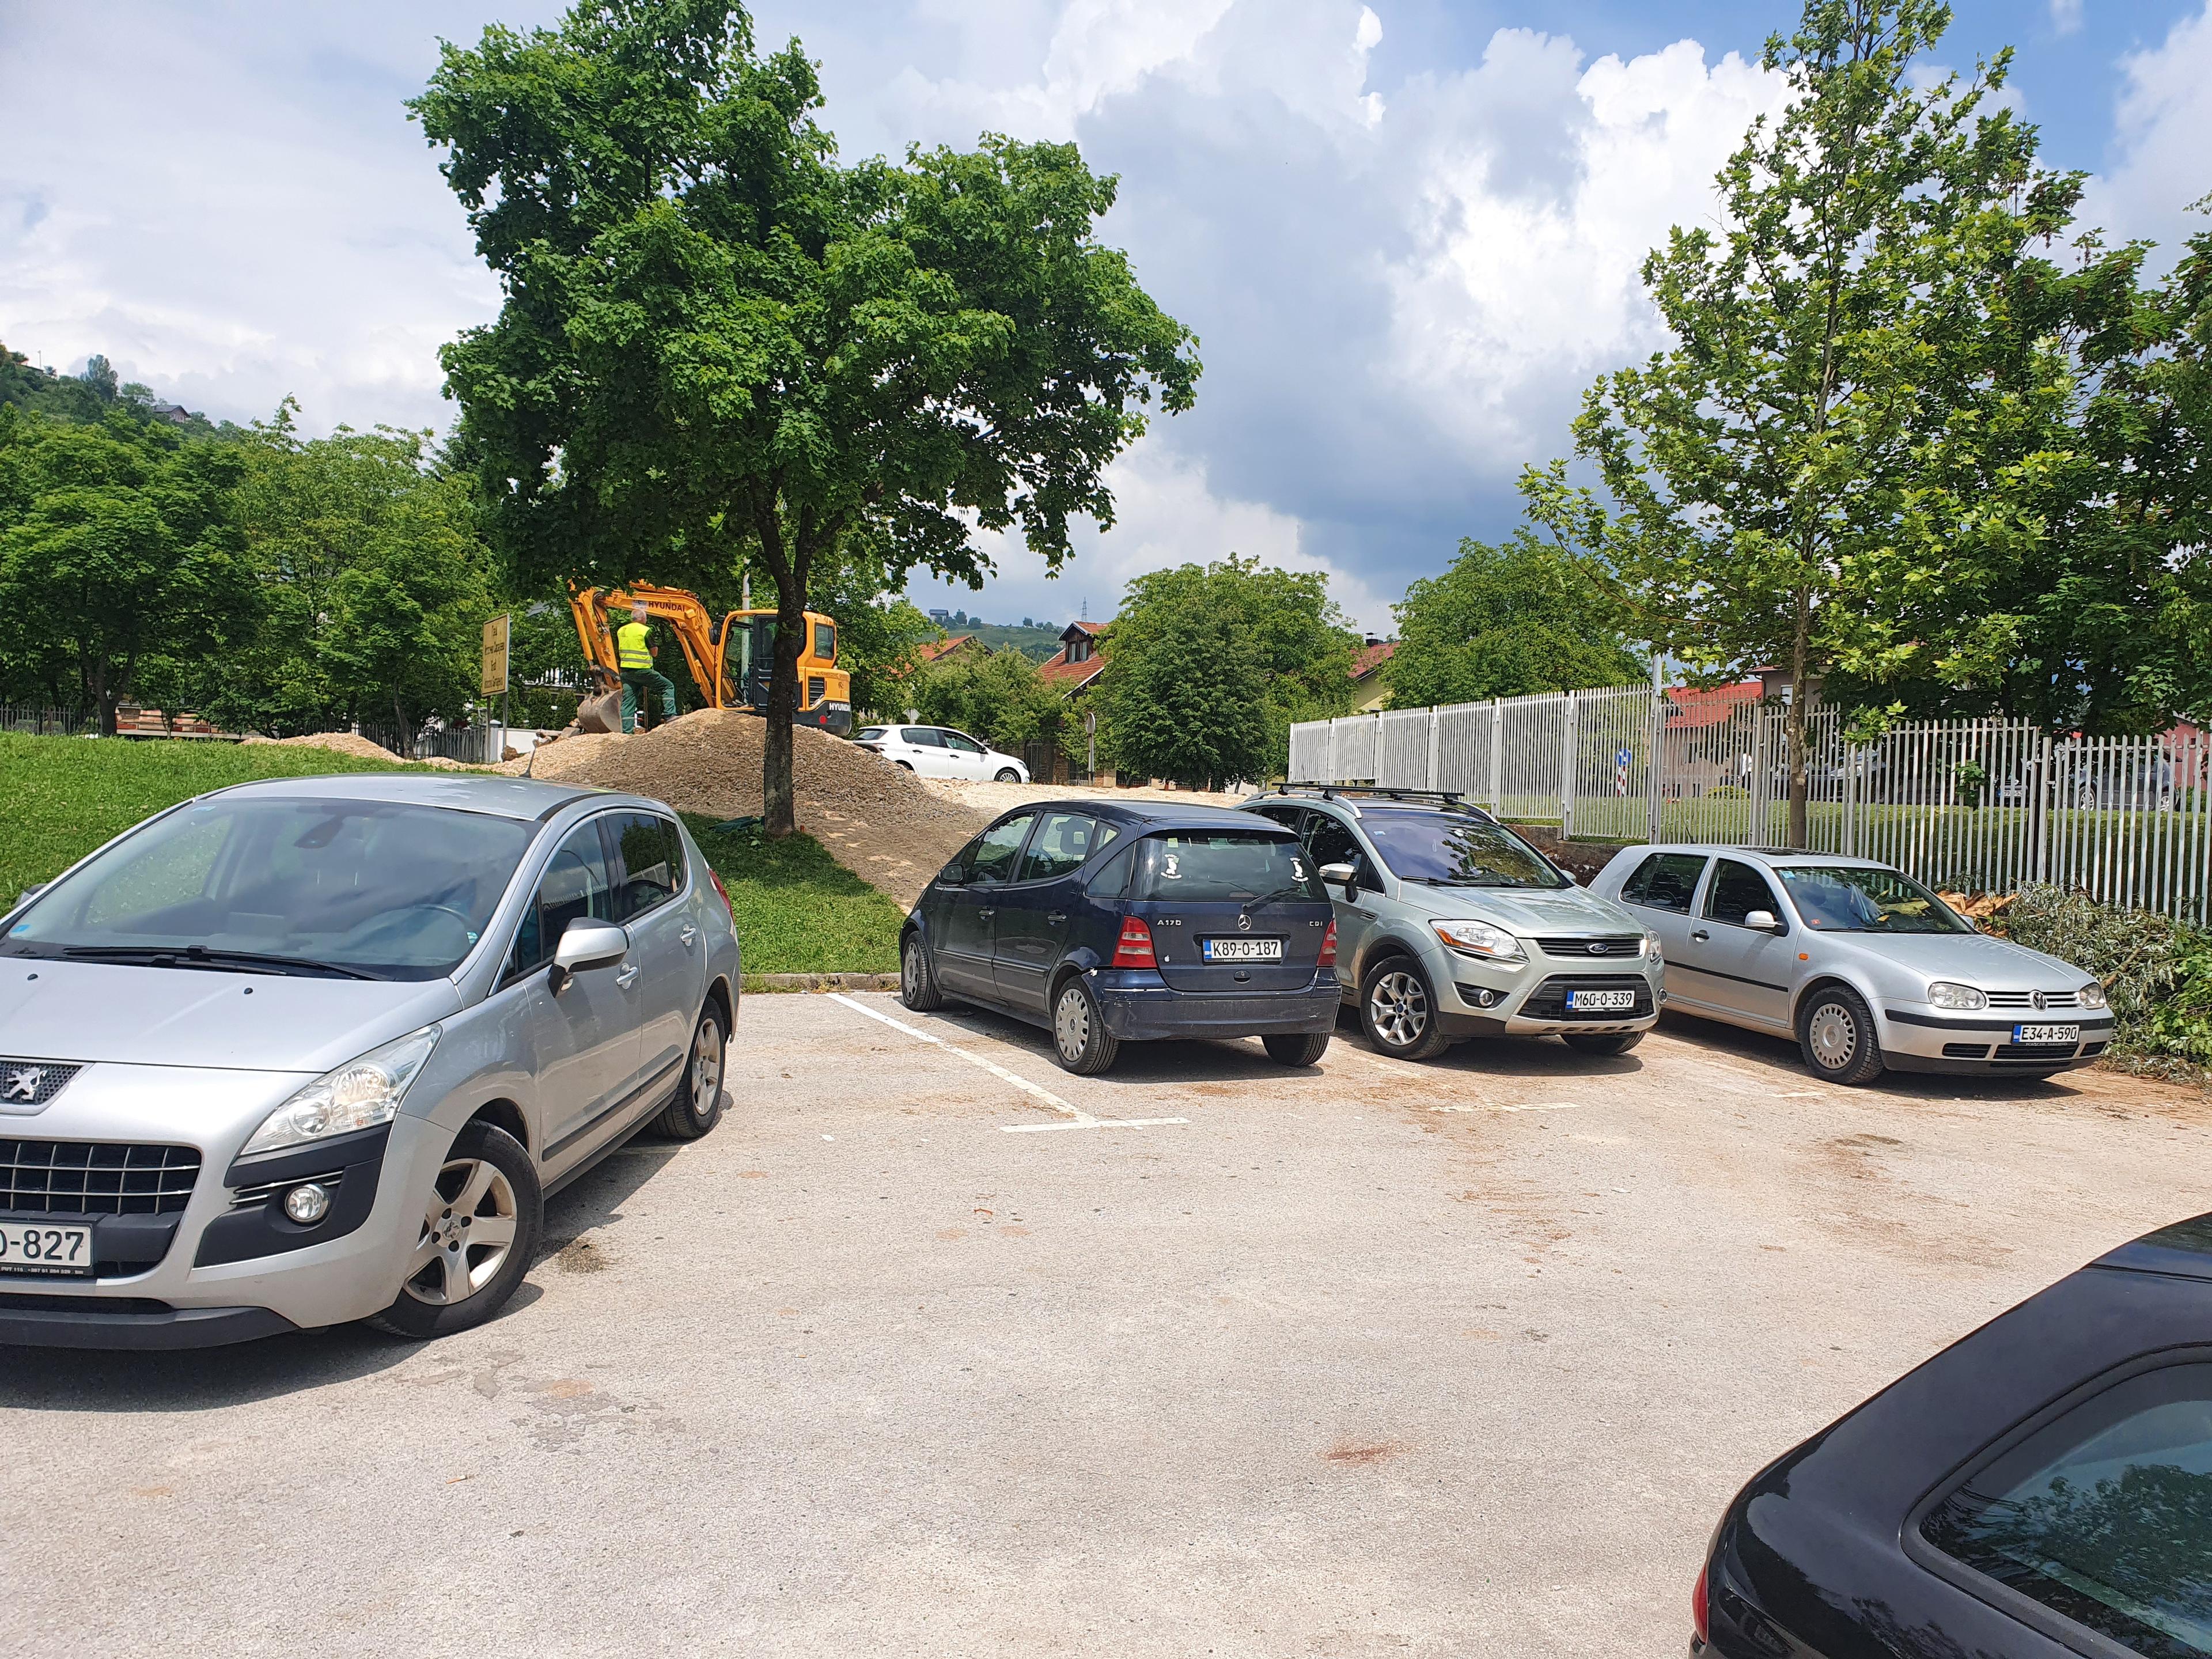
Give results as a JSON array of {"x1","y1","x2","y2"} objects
[
  {"x1": 1427, "y1": 707, "x2": 1441, "y2": 791},
  {"x1": 1559, "y1": 692, "x2": 1580, "y2": 840},
  {"x1": 1749, "y1": 701, "x2": 1770, "y2": 847},
  {"x1": 1488, "y1": 700, "x2": 1503, "y2": 810},
  {"x1": 2031, "y1": 731, "x2": 2050, "y2": 886},
  {"x1": 1646, "y1": 684, "x2": 1664, "y2": 843}
]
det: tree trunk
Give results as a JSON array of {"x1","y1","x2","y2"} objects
[
  {"x1": 1787, "y1": 587, "x2": 1810, "y2": 848},
  {"x1": 89, "y1": 660, "x2": 116, "y2": 738},
  {"x1": 763, "y1": 590, "x2": 805, "y2": 838}
]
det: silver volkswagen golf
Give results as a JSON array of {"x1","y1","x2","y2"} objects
[
  {"x1": 1588, "y1": 844, "x2": 2111, "y2": 1085},
  {"x1": 0, "y1": 774, "x2": 740, "y2": 1348}
]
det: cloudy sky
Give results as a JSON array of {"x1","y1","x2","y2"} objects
[{"x1": 4, "y1": 1, "x2": 2210, "y2": 634}]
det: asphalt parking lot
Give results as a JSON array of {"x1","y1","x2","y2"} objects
[{"x1": 7, "y1": 995, "x2": 2210, "y2": 1657}]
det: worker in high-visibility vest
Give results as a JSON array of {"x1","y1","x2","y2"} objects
[{"x1": 616, "y1": 601, "x2": 677, "y2": 734}]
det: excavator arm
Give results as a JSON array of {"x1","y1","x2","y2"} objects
[{"x1": 568, "y1": 583, "x2": 736, "y2": 709}]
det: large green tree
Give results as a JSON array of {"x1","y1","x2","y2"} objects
[
  {"x1": 412, "y1": 0, "x2": 1196, "y2": 835},
  {"x1": 1537, "y1": 0, "x2": 2090, "y2": 843},
  {"x1": 191, "y1": 404, "x2": 493, "y2": 738},
  {"x1": 1385, "y1": 529, "x2": 1646, "y2": 708},
  {"x1": 1097, "y1": 555, "x2": 1357, "y2": 785},
  {"x1": 912, "y1": 645, "x2": 1063, "y2": 752},
  {"x1": 0, "y1": 407, "x2": 249, "y2": 732}
]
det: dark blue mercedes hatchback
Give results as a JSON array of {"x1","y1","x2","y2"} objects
[
  {"x1": 1694, "y1": 1211, "x2": 2212, "y2": 1659},
  {"x1": 899, "y1": 801, "x2": 1339, "y2": 1073}
]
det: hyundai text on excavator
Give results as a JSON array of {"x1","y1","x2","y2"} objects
[{"x1": 567, "y1": 582, "x2": 852, "y2": 737}]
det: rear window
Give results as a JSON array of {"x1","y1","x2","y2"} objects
[
  {"x1": 855, "y1": 727, "x2": 885, "y2": 743},
  {"x1": 1135, "y1": 832, "x2": 1321, "y2": 903},
  {"x1": 1923, "y1": 1361, "x2": 2212, "y2": 1656}
]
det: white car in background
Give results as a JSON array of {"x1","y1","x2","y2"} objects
[{"x1": 854, "y1": 725, "x2": 1029, "y2": 783}]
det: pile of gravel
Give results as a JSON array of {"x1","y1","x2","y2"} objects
[
  {"x1": 502, "y1": 710, "x2": 986, "y2": 907},
  {"x1": 241, "y1": 732, "x2": 403, "y2": 761}
]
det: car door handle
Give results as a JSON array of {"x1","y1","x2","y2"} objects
[
  {"x1": 1046, "y1": 912, "x2": 1067, "y2": 925},
  {"x1": 679, "y1": 925, "x2": 698, "y2": 948},
  {"x1": 1690, "y1": 929, "x2": 1710, "y2": 941},
  {"x1": 615, "y1": 964, "x2": 641, "y2": 988}
]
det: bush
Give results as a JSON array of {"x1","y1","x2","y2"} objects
[{"x1": 1996, "y1": 886, "x2": 2212, "y2": 1074}]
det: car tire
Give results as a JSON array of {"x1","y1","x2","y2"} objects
[
  {"x1": 1562, "y1": 1030, "x2": 1643, "y2": 1057},
  {"x1": 1361, "y1": 955, "x2": 1454, "y2": 1062},
  {"x1": 900, "y1": 933, "x2": 945, "y2": 1012},
  {"x1": 895, "y1": 760, "x2": 914, "y2": 771},
  {"x1": 1051, "y1": 977, "x2": 1120, "y2": 1075},
  {"x1": 368, "y1": 1121, "x2": 542, "y2": 1340},
  {"x1": 1263, "y1": 1032, "x2": 1331, "y2": 1067},
  {"x1": 1798, "y1": 984, "x2": 1885, "y2": 1086},
  {"x1": 654, "y1": 1002, "x2": 728, "y2": 1140},
  {"x1": 995, "y1": 767, "x2": 1021, "y2": 783}
]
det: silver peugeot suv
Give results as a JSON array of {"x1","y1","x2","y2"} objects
[
  {"x1": 0, "y1": 773, "x2": 740, "y2": 1349},
  {"x1": 1243, "y1": 788, "x2": 1664, "y2": 1062}
]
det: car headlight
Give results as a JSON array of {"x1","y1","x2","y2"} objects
[
  {"x1": 239, "y1": 1026, "x2": 441, "y2": 1157},
  {"x1": 1431, "y1": 919, "x2": 1524, "y2": 961},
  {"x1": 1641, "y1": 930, "x2": 1663, "y2": 962},
  {"x1": 1927, "y1": 981, "x2": 1988, "y2": 1012},
  {"x1": 2080, "y1": 982, "x2": 2108, "y2": 1010}
]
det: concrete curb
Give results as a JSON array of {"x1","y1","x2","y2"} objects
[{"x1": 743, "y1": 972, "x2": 900, "y2": 994}]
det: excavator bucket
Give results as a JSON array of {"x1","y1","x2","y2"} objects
[{"x1": 577, "y1": 688, "x2": 623, "y2": 734}]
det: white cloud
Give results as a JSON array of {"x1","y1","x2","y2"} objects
[
  {"x1": 2051, "y1": 0, "x2": 2085, "y2": 35},
  {"x1": 2084, "y1": 2, "x2": 2212, "y2": 251}
]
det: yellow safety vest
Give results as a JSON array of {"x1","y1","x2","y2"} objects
[{"x1": 616, "y1": 620, "x2": 652, "y2": 668}]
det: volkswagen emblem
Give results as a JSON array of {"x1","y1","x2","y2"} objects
[
  {"x1": 2031, "y1": 988, "x2": 2047, "y2": 1010},
  {"x1": 1237, "y1": 914, "x2": 1252, "y2": 932}
]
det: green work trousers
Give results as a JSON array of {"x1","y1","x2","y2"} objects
[{"x1": 620, "y1": 667, "x2": 677, "y2": 733}]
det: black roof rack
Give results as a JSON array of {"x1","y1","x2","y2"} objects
[{"x1": 1256, "y1": 785, "x2": 1493, "y2": 815}]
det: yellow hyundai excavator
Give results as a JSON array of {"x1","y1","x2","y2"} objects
[{"x1": 567, "y1": 582, "x2": 852, "y2": 736}]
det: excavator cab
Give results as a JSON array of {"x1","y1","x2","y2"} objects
[{"x1": 567, "y1": 583, "x2": 850, "y2": 736}]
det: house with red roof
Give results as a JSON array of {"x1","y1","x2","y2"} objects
[{"x1": 1349, "y1": 637, "x2": 1396, "y2": 712}]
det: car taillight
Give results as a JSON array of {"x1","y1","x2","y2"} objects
[
  {"x1": 1691, "y1": 1562, "x2": 1709, "y2": 1646},
  {"x1": 709, "y1": 869, "x2": 733, "y2": 918},
  {"x1": 1109, "y1": 918, "x2": 1156, "y2": 969},
  {"x1": 1317, "y1": 919, "x2": 1338, "y2": 968}
]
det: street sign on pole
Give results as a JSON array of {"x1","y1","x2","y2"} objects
[{"x1": 480, "y1": 614, "x2": 511, "y2": 698}]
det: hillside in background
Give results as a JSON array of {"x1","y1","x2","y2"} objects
[{"x1": 952, "y1": 621, "x2": 1069, "y2": 662}]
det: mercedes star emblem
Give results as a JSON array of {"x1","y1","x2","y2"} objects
[{"x1": 1237, "y1": 914, "x2": 1252, "y2": 932}]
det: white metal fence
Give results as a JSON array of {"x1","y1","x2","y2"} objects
[{"x1": 1290, "y1": 687, "x2": 2212, "y2": 922}]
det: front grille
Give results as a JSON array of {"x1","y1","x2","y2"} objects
[
  {"x1": 1942, "y1": 1042, "x2": 1993, "y2": 1059},
  {"x1": 1986, "y1": 990, "x2": 2081, "y2": 1009},
  {"x1": 1519, "y1": 975, "x2": 1654, "y2": 1021},
  {"x1": 0, "y1": 1291, "x2": 172, "y2": 1316},
  {"x1": 1532, "y1": 936, "x2": 1644, "y2": 959},
  {"x1": 1993, "y1": 1042, "x2": 2081, "y2": 1063},
  {"x1": 0, "y1": 1140, "x2": 200, "y2": 1215},
  {"x1": 0, "y1": 1058, "x2": 83, "y2": 1113}
]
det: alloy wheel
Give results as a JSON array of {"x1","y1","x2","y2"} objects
[
  {"x1": 402, "y1": 1157, "x2": 520, "y2": 1307},
  {"x1": 903, "y1": 941, "x2": 923, "y2": 1000},
  {"x1": 1806, "y1": 1001, "x2": 1858, "y2": 1071},
  {"x1": 1055, "y1": 986, "x2": 1090, "y2": 1062},
  {"x1": 1369, "y1": 970, "x2": 1430, "y2": 1050},
  {"x1": 689, "y1": 1016, "x2": 725, "y2": 1119}
]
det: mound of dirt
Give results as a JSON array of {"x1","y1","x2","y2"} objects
[
  {"x1": 501, "y1": 710, "x2": 986, "y2": 907},
  {"x1": 241, "y1": 731, "x2": 403, "y2": 761}
]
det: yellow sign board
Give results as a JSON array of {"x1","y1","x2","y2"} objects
[{"x1": 480, "y1": 614, "x2": 510, "y2": 698}]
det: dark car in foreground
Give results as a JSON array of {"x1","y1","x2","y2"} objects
[
  {"x1": 900, "y1": 802, "x2": 1339, "y2": 1074},
  {"x1": 1694, "y1": 1211, "x2": 2212, "y2": 1657}
]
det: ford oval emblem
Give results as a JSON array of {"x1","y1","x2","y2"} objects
[{"x1": 1588, "y1": 941, "x2": 1605, "y2": 956}]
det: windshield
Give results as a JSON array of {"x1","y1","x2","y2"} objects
[
  {"x1": 5, "y1": 796, "x2": 537, "y2": 979},
  {"x1": 855, "y1": 727, "x2": 885, "y2": 742},
  {"x1": 1776, "y1": 865, "x2": 1971, "y2": 934},
  {"x1": 1360, "y1": 810, "x2": 1567, "y2": 889},
  {"x1": 1137, "y1": 832, "x2": 1323, "y2": 902}
]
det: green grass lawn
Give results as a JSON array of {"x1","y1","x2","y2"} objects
[
  {"x1": 680, "y1": 813, "x2": 904, "y2": 975},
  {"x1": 0, "y1": 733, "x2": 904, "y2": 975}
]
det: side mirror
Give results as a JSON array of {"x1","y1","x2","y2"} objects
[
  {"x1": 15, "y1": 884, "x2": 43, "y2": 908},
  {"x1": 938, "y1": 865, "x2": 969, "y2": 888},
  {"x1": 1745, "y1": 908, "x2": 1785, "y2": 933},
  {"x1": 1319, "y1": 862, "x2": 1357, "y2": 895},
  {"x1": 549, "y1": 919, "x2": 628, "y2": 992}
]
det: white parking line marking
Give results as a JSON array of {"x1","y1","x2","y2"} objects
[
  {"x1": 1430, "y1": 1101, "x2": 1582, "y2": 1113},
  {"x1": 828, "y1": 994, "x2": 1187, "y2": 1132}
]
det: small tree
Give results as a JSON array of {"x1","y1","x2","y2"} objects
[
  {"x1": 1386, "y1": 529, "x2": 1646, "y2": 708},
  {"x1": 913, "y1": 646, "x2": 1063, "y2": 751},
  {"x1": 1546, "y1": 0, "x2": 2063, "y2": 843},
  {"x1": 413, "y1": 2, "x2": 1196, "y2": 835}
]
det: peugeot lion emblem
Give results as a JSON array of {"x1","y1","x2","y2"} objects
[
  {"x1": 3, "y1": 1066, "x2": 42, "y2": 1103},
  {"x1": 1237, "y1": 914, "x2": 1252, "y2": 933}
]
